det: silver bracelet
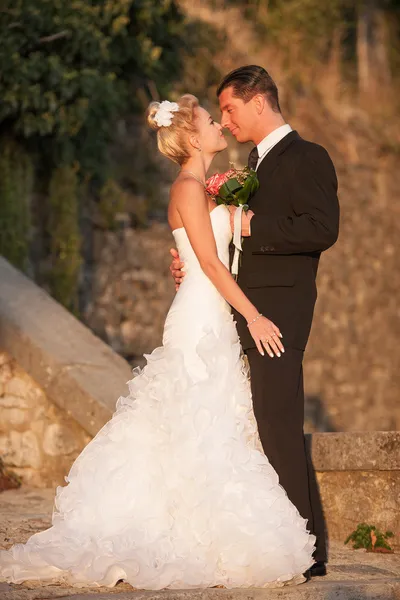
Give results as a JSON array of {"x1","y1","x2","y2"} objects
[{"x1": 247, "y1": 313, "x2": 263, "y2": 327}]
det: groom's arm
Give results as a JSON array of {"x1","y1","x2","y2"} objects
[{"x1": 247, "y1": 144, "x2": 339, "y2": 254}]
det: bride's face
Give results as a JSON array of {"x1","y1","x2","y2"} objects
[{"x1": 193, "y1": 106, "x2": 228, "y2": 155}]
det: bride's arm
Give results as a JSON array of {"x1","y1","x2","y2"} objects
[{"x1": 172, "y1": 179, "x2": 284, "y2": 357}]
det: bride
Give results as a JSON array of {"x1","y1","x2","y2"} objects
[{"x1": 0, "y1": 95, "x2": 315, "y2": 588}]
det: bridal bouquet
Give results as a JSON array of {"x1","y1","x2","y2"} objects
[
  {"x1": 205, "y1": 165, "x2": 259, "y2": 210},
  {"x1": 205, "y1": 166, "x2": 259, "y2": 277}
]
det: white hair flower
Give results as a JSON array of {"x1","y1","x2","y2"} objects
[{"x1": 154, "y1": 101, "x2": 180, "y2": 127}]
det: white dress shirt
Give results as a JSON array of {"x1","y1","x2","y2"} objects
[{"x1": 256, "y1": 123, "x2": 292, "y2": 170}]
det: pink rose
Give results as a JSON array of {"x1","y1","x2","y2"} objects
[{"x1": 205, "y1": 169, "x2": 235, "y2": 197}]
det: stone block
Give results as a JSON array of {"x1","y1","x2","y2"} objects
[
  {"x1": 0, "y1": 257, "x2": 132, "y2": 437},
  {"x1": 0, "y1": 431, "x2": 42, "y2": 469},
  {"x1": 0, "y1": 351, "x2": 11, "y2": 367},
  {"x1": 0, "y1": 458, "x2": 21, "y2": 492},
  {"x1": 0, "y1": 352, "x2": 93, "y2": 487},
  {"x1": 0, "y1": 361, "x2": 12, "y2": 386},
  {"x1": 317, "y1": 470, "x2": 400, "y2": 550},
  {"x1": 0, "y1": 394, "x2": 30, "y2": 409},
  {"x1": 307, "y1": 432, "x2": 400, "y2": 551},
  {"x1": 11, "y1": 467, "x2": 44, "y2": 488},
  {"x1": 309, "y1": 431, "x2": 400, "y2": 471},
  {"x1": 0, "y1": 407, "x2": 30, "y2": 430},
  {"x1": 42, "y1": 423, "x2": 80, "y2": 457},
  {"x1": 5, "y1": 373, "x2": 46, "y2": 407}
]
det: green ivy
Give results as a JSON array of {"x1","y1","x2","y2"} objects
[
  {"x1": 0, "y1": 139, "x2": 33, "y2": 271},
  {"x1": 47, "y1": 165, "x2": 82, "y2": 314},
  {"x1": 98, "y1": 179, "x2": 128, "y2": 230}
]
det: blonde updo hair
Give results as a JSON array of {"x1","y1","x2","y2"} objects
[{"x1": 147, "y1": 94, "x2": 200, "y2": 165}]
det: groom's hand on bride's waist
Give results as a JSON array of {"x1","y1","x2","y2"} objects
[
  {"x1": 170, "y1": 248, "x2": 185, "y2": 291},
  {"x1": 228, "y1": 206, "x2": 254, "y2": 237}
]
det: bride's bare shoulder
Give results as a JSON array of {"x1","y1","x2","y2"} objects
[
  {"x1": 170, "y1": 177, "x2": 207, "y2": 211},
  {"x1": 171, "y1": 176, "x2": 203, "y2": 198},
  {"x1": 168, "y1": 177, "x2": 205, "y2": 230}
]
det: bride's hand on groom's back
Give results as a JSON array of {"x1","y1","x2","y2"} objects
[{"x1": 170, "y1": 248, "x2": 185, "y2": 291}]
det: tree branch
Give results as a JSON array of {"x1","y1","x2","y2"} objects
[{"x1": 38, "y1": 30, "x2": 70, "y2": 44}]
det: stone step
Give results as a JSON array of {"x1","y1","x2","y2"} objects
[{"x1": 1, "y1": 578, "x2": 400, "y2": 600}]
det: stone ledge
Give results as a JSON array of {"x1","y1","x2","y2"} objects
[
  {"x1": 307, "y1": 431, "x2": 400, "y2": 472},
  {"x1": 52, "y1": 582, "x2": 400, "y2": 600},
  {"x1": 0, "y1": 257, "x2": 132, "y2": 437},
  {"x1": 1, "y1": 581, "x2": 400, "y2": 600},
  {"x1": 307, "y1": 432, "x2": 400, "y2": 551}
]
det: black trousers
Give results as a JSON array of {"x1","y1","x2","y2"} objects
[{"x1": 246, "y1": 346, "x2": 327, "y2": 563}]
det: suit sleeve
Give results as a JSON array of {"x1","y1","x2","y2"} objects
[{"x1": 247, "y1": 145, "x2": 339, "y2": 254}]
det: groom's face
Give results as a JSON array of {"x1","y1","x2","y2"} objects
[{"x1": 219, "y1": 86, "x2": 257, "y2": 144}]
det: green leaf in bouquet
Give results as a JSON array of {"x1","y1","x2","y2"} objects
[
  {"x1": 217, "y1": 177, "x2": 242, "y2": 201},
  {"x1": 235, "y1": 172, "x2": 259, "y2": 204},
  {"x1": 245, "y1": 171, "x2": 260, "y2": 195},
  {"x1": 216, "y1": 193, "x2": 234, "y2": 206},
  {"x1": 235, "y1": 188, "x2": 248, "y2": 205}
]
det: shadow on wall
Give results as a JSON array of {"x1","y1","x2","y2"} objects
[{"x1": 305, "y1": 394, "x2": 337, "y2": 433}]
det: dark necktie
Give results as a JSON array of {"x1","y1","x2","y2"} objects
[{"x1": 247, "y1": 146, "x2": 259, "y2": 170}]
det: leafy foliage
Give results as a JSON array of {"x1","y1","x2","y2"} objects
[
  {"x1": 98, "y1": 178, "x2": 128, "y2": 230},
  {"x1": 0, "y1": 139, "x2": 33, "y2": 271},
  {"x1": 0, "y1": 0, "x2": 188, "y2": 180},
  {"x1": 47, "y1": 164, "x2": 82, "y2": 314},
  {"x1": 345, "y1": 522, "x2": 394, "y2": 551},
  {"x1": 0, "y1": 0, "x2": 200, "y2": 309}
]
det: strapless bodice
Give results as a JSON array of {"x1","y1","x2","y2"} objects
[
  {"x1": 163, "y1": 204, "x2": 233, "y2": 378},
  {"x1": 172, "y1": 204, "x2": 232, "y2": 276}
]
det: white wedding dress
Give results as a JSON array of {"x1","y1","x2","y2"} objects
[{"x1": 0, "y1": 204, "x2": 315, "y2": 588}]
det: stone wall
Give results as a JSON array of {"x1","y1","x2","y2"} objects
[
  {"x1": 0, "y1": 257, "x2": 132, "y2": 487},
  {"x1": 311, "y1": 431, "x2": 400, "y2": 550},
  {"x1": 0, "y1": 351, "x2": 91, "y2": 488},
  {"x1": 84, "y1": 223, "x2": 175, "y2": 365}
]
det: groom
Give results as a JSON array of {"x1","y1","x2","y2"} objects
[{"x1": 170, "y1": 65, "x2": 339, "y2": 576}]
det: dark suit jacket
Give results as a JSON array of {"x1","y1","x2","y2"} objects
[{"x1": 235, "y1": 130, "x2": 339, "y2": 350}]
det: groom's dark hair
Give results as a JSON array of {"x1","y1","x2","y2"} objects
[{"x1": 217, "y1": 65, "x2": 281, "y2": 113}]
